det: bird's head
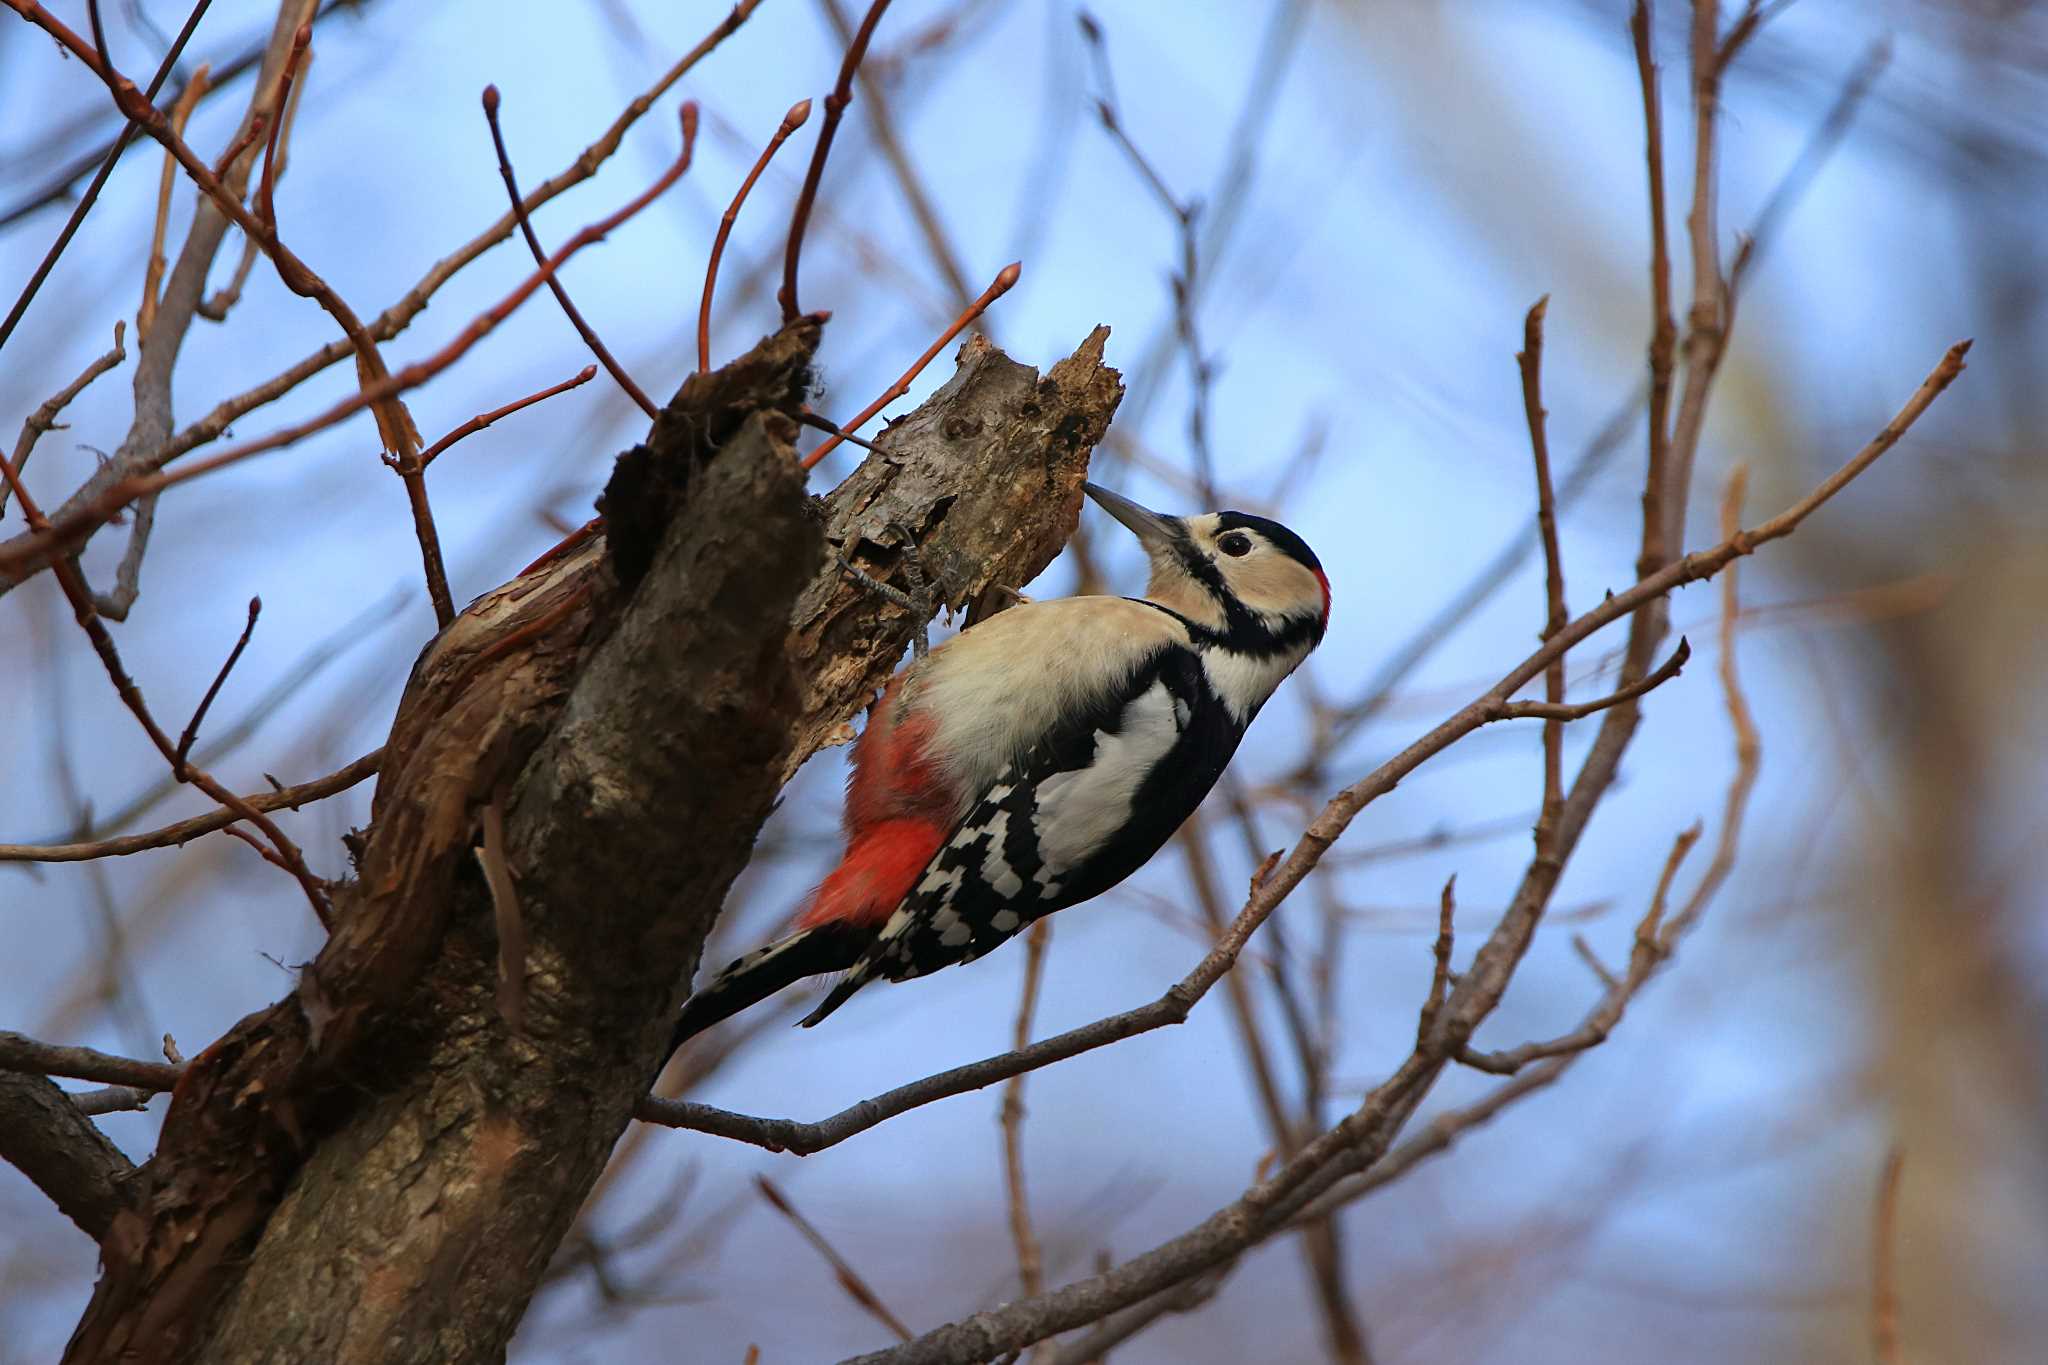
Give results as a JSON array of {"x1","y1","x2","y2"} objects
[{"x1": 1083, "y1": 482, "x2": 1330, "y2": 653}]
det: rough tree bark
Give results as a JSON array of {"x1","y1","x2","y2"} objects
[{"x1": 61, "y1": 320, "x2": 1122, "y2": 1363}]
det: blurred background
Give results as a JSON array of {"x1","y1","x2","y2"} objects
[{"x1": 2, "y1": 1, "x2": 2043, "y2": 1360}]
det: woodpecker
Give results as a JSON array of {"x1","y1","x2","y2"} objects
[{"x1": 667, "y1": 482, "x2": 1329, "y2": 1051}]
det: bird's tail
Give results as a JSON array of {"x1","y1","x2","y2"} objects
[{"x1": 662, "y1": 922, "x2": 866, "y2": 1065}]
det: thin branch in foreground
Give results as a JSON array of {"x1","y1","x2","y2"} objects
[
  {"x1": 781, "y1": 0, "x2": 896, "y2": 320},
  {"x1": 173, "y1": 596, "x2": 260, "y2": 776},
  {"x1": 754, "y1": 1177, "x2": 912, "y2": 1342},
  {"x1": 1493, "y1": 637, "x2": 1690, "y2": 722},
  {"x1": 637, "y1": 836, "x2": 1289, "y2": 1153},
  {"x1": 702, "y1": 98, "x2": 813, "y2": 372},
  {"x1": 1415, "y1": 877, "x2": 1456, "y2": 1045},
  {"x1": 1002, "y1": 919, "x2": 1053, "y2": 1301},
  {"x1": 420, "y1": 365, "x2": 597, "y2": 468},
  {"x1": 801, "y1": 261, "x2": 1022, "y2": 468},
  {"x1": 482, "y1": 84, "x2": 659, "y2": 419},
  {"x1": 818, "y1": 0, "x2": 975, "y2": 317},
  {"x1": 1518, "y1": 295, "x2": 1569, "y2": 850},
  {"x1": 0, "y1": 1030, "x2": 184, "y2": 1092},
  {"x1": 3, "y1": 322, "x2": 127, "y2": 519}
]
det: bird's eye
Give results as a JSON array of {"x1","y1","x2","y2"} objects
[{"x1": 1217, "y1": 532, "x2": 1254, "y2": 558}]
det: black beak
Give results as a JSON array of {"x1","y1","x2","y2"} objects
[{"x1": 1083, "y1": 482, "x2": 1179, "y2": 552}]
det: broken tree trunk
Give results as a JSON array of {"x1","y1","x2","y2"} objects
[{"x1": 63, "y1": 321, "x2": 1122, "y2": 1364}]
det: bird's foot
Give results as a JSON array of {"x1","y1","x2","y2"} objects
[{"x1": 838, "y1": 521, "x2": 938, "y2": 658}]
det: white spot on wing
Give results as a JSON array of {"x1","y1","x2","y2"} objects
[
  {"x1": 1033, "y1": 681, "x2": 1183, "y2": 873},
  {"x1": 990, "y1": 909, "x2": 1021, "y2": 933}
]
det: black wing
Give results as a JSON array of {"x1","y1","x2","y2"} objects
[{"x1": 800, "y1": 643, "x2": 1241, "y2": 1027}]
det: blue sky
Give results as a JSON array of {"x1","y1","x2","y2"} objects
[{"x1": 2, "y1": 2, "x2": 2042, "y2": 1361}]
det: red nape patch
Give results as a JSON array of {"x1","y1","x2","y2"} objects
[
  {"x1": 798, "y1": 819, "x2": 949, "y2": 930},
  {"x1": 1314, "y1": 568, "x2": 1332, "y2": 626}
]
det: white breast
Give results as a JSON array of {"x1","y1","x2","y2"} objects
[
  {"x1": 1200, "y1": 643, "x2": 1309, "y2": 721},
  {"x1": 902, "y1": 597, "x2": 1188, "y2": 816}
]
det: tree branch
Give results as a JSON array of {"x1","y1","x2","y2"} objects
[{"x1": 0, "y1": 1070, "x2": 138, "y2": 1243}]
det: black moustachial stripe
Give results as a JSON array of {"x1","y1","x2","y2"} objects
[{"x1": 1163, "y1": 516, "x2": 1325, "y2": 657}]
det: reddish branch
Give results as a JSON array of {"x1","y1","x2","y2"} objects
[
  {"x1": 780, "y1": 0, "x2": 896, "y2": 320},
  {"x1": 802, "y1": 260, "x2": 1021, "y2": 467},
  {"x1": 420, "y1": 365, "x2": 597, "y2": 468},
  {"x1": 702, "y1": 98, "x2": 813, "y2": 372},
  {"x1": 173, "y1": 597, "x2": 262, "y2": 776},
  {"x1": 482, "y1": 84, "x2": 660, "y2": 419}
]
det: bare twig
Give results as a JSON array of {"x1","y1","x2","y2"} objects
[
  {"x1": 817, "y1": 0, "x2": 975, "y2": 314},
  {"x1": 482, "y1": 84, "x2": 659, "y2": 419},
  {"x1": 4, "y1": 322, "x2": 127, "y2": 519},
  {"x1": 0, "y1": 1029, "x2": 184, "y2": 1092},
  {"x1": 1415, "y1": 877, "x2": 1456, "y2": 1045},
  {"x1": 0, "y1": 452, "x2": 333, "y2": 924},
  {"x1": 781, "y1": 0, "x2": 896, "y2": 320},
  {"x1": 802, "y1": 261, "x2": 1021, "y2": 468},
  {"x1": 1665, "y1": 465, "x2": 1759, "y2": 940},
  {"x1": 1631, "y1": 0, "x2": 1678, "y2": 579},
  {"x1": 420, "y1": 365, "x2": 597, "y2": 468},
  {"x1": 1518, "y1": 296, "x2": 1569, "y2": 853},
  {"x1": 1493, "y1": 639, "x2": 1690, "y2": 722},
  {"x1": 173, "y1": 596, "x2": 260, "y2": 777},
  {"x1": 701, "y1": 98, "x2": 812, "y2": 372},
  {"x1": 1002, "y1": 919, "x2": 1052, "y2": 1301},
  {"x1": 1454, "y1": 824, "x2": 1699, "y2": 1075},
  {"x1": 755, "y1": 1176, "x2": 913, "y2": 1342}
]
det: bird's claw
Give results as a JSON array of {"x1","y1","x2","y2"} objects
[{"x1": 838, "y1": 522, "x2": 938, "y2": 658}]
